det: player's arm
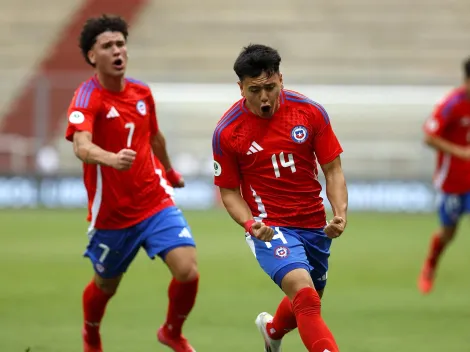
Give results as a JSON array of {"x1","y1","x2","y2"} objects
[
  {"x1": 423, "y1": 104, "x2": 470, "y2": 159},
  {"x1": 321, "y1": 156, "x2": 348, "y2": 222},
  {"x1": 219, "y1": 187, "x2": 253, "y2": 227},
  {"x1": 73, "y1": 131, "x2": 115, "y2": 166},
  {"x1": 148, "y1": 93, "x2": 184, "y2": 187},
  {"x1": 213, "y1": 131, "x2": 273, "y2": 241},
  {"x1": 72, "y1": 131, "x2": 135, "y2": 169},
  {"x1": 311, "y1": 104, "x2": 348, "y2": 238},
  {"x1": 65, "y1": 87, "x2": 135, "y2": 170},
  {"x1": 218, "y1": 187, "x2": 273, "y2": 241},
  {"x1": 150, "y1": 130, "x2": 173, "y2": 172}
]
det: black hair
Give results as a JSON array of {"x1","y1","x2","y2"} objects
[
  {"x1": 233, "y1": 44, "x2": 281, "y2": 81},
  {"x1": 464, "y1": 57, "x2": 470, "y2": 79},
  {"x1": 79, "y1": 14, "x2": 129, "y2": 66}
]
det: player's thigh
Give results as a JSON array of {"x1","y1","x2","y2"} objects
[
  {"x1": 280, "y1": 267, "x2": 315, "y2": 300},
  {"x1": 245, "y1": 226, "x2": 313, "y2": 288},
  {"x1": 164, "y1": 246, "x2": 198, "y2": 282},
  {"x1": 300, "y1": 228, "x2": 332, "y2": 292},
  {"x1": 437, "y1": 193, "x2": 465, "y2": 228},
  {"x1": 85, "y1": 227, "x2": 141, "y2": 279},
  {"x1": 140, "y1": 206, "x2": 197, "y2": 276}
]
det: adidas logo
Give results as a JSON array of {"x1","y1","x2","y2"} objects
[
  {"x1": 246, "y1": 141, "x2": 263, "y2": 155},
  {"x1": 106, "y1": 106, "x2": 120, "y2": 118}
]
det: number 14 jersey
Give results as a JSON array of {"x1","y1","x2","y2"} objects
[{"x1": 212, "y1": 90, "x2": 343, "y2": 229}]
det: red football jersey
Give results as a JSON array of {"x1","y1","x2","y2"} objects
[
  {"x1": 65, "y1": 76, "x2": 175, "y2": 230},
  {"x1": 423, "y1": 87, "x2": 470, "y2": 194},
  {"x1": 212, "y1": 89, "x2": 343, "y2": 228}
]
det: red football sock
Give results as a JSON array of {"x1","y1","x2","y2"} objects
[
  {"x1": 267, "y1": 296, "x2": 297, "y2": 340},
  {"x1": 82, "y1": 280, "x2": 114, "y2": 344},
  {"x1": 427, "y1": 233, "x2": 447, "y2": 267},
  {"x1": 292, "y1": 287, "x2": 338, "y2": 352},
  {"x1": 163, "y1": 275, "x2": 199, "y2": 338}
]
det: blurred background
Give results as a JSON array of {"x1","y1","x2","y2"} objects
[{"x1": 1, "y1": 0, "x2": 469, "y2": 351}]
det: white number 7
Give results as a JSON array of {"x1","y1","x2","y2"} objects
[
  {"x1": 98, "y1": 243, "x2": 110, "y2": 263},
  {"x1": 125, "y1": 122, "x2": 135, "y2": 148}
]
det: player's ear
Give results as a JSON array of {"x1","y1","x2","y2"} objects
[
  {"x1": 237, "y1": 81, "x2": 245, "y2": 97},
  {"x1": 279, "y1": 73, "x2": 284, "y2": 89},
  {"x1": 88, "y1": 51, "x2": 96, "y2": 66}
]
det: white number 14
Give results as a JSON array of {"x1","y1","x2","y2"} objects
[{"x1": 271, "y1": 152, "x2": 296, "y2": 178}]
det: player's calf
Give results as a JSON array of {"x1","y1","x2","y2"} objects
[
  {"x1": 82, "y1": 277, "x2": 119, "y2": 351},
  {"x1": 419, "y1": 226, "x2": 457, "y2": 294},
  {"x1": 161, "y1": 246, "x2": 199, "y2": 341},
  {"x1": 281, "y1": 269, "x2": 339, "y2": 352}
]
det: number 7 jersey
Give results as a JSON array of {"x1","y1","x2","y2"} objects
[
  {"x1": 65, "y1": 76, "x2": 175, "y2": 230},
  {"x1": 212, "y1": 90, "x2": 343, "y2": 228}
]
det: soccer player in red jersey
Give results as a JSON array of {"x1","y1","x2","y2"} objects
[
  {"x1": 65, "y1": 15, "x2": 198, "y2": 352},
  {"x1": 418, "y1": 58, "x2": 470, "y2": 295},
  {"x1": 212, "y1": 44, "x2": 348, "y2": 352}
]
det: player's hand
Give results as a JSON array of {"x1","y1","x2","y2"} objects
[
  {"x1": 251, "y1": 222, "x2": 275, "y2": 242},
  {"x1": 112, "y1": 149, "x2": 136, "y2": 170},
  {"x1": 324, "y1": 216, "x2": 346, "y2": 239},
  {"x1": 166, "y1": 168, "x2": 185, "y2": 188}
]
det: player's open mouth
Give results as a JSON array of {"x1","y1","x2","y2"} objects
[
  {"x1": 261, "y1": 105, "x2": 271, "y2": 114},
  {"x1": 113, "y1": 59, "x2": 124, "y2": 70}
]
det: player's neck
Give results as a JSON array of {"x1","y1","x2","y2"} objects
[{"x1": 96, "y1": 72, "x2": 125, "y2": 92}]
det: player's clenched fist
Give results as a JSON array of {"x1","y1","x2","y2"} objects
[
  {"x1": 112, "y1": 149, "x2": 136, "y2": 170},
  {"x1": 245, "y1": 220, "x2": 275, "y2": 242},
  {"x1": 324, "y1": 216, "x2": 346, "y2": 239}
]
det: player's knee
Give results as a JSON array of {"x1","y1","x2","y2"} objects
[
  {"x1": 165, "y1": 246, "x2": 199, "y2": 282},
  {"x1": 440, "y1": 226, "x2": 457, "y2": 243},
  {"x1": 173, "y1": 261, "x2": 199, "y2": 282},
  {"x1": 94, "y1": 274, "x2": 122, "y2": 295},
  {"x1": 281, "y1": 268, "x2": 315, "y2": 300}
]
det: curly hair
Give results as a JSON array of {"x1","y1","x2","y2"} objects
[{"x1": 79, "y1": 14, "x2": 129, "y2": 66}]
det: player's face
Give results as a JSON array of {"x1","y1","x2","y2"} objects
[
  {"x1": 89, "y1": 31, "x2": 128, "y2": 77},
  {"x1": 239, "y1": 72, "x2": 283, "y2": 118}
]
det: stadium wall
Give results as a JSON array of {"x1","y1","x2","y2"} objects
[{"x1": 0, "y1": 83, "x2": 447, "y2": 213}]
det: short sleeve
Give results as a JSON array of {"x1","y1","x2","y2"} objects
[
  {"x1": 212, "y1": 128, "x2": 240, "y2": 188},
  {"x1": 423, "y1": 95, "x2": 458, "y2": 137},
  {"x1": 148, "y1": 92, "x2": 159, "y2": 136},
  {"x1": 311, "y1": 104, "x2": 343, "y2": 165},
  {"x1": 65, "y1": 81, "x2": 101, "y2": 142}
]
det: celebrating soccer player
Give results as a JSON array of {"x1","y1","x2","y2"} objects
[
  {"x1": 212, "y1": 44, "x2": 348, "y2": 352},
  {"x1": 65, "y1": 15, "x2": 198, "y2": 352},
  {"x1": 418, "y1": 57, "x2": 470, "y2": 295}
]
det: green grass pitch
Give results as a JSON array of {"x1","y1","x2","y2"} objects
[{"x1": 1, "y1": 209, "x2": 469, "y2": 351}]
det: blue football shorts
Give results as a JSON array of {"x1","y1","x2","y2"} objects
[
  {"x1": 84, "y1": 206, "x2": 196, "y2": 278},
  {"x1": 437, "y1": 192, "x2": 470, "y2": 227},
  {"x1": 245, "y1": 226, "x2": 331, "y2": 291}
]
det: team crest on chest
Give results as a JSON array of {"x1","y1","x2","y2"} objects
[
  {"x1": 291, "y1": 125, "x2": 308, "y2": 144},
  {"x1": 136, "y1": 100, "x2": 147, "y2": 116}
]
